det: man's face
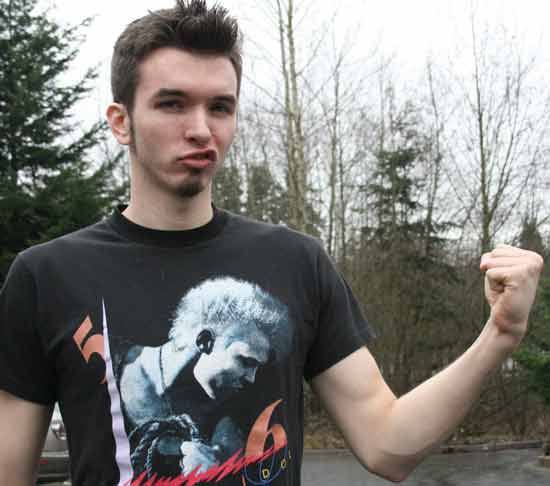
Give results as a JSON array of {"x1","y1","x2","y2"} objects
[
  {"x1": 193, "y1": 328, "x2": 270, "y2": 401},
  {"x1": 126, "y1": 47, "x2": 238, "y2": 199}
]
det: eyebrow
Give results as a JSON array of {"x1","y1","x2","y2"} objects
[
  {"x1": 153, "y1": 88, "x2": 237, "y2": 105},
  {"x1": 154, "y1": 88, "x2": 187, "y2": 99}
]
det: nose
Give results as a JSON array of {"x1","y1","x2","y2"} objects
[{"x1": 184, "y1": 108, "x2": 211, "y2": 145}]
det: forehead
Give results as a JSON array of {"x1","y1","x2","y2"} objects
[{"x1": 135, "y1": 47, "x2": 238, "y2": 101}]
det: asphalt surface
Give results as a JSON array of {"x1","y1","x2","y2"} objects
[
  {"x1": 302, "y1": 448, "x2": 550, "y2": 485},
  {"x1": 42, "y1": 448, "x2": 550, "y2": 485}
]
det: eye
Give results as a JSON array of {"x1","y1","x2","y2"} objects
[
  {"x1": 157, "y1": 100, "x2": 183, "y2": 111},
  {"x1": 210, "y1": 102, "x2": 234, "y2": 114}
]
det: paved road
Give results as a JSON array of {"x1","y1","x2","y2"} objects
[
  {"x1": 43, "y1": 448, "x2": 550, "y2": 485},
  {"x1": 302, "y1": 448, "x2": 550, "y2": 485}
]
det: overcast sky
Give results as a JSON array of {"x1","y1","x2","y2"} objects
[{"x1": 37, "y1": 0, "x2": 550, "y2": 129}]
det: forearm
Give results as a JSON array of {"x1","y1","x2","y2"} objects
[
  {"x1": 0, "y1": 443, "x2": 38, "y2": 486},
  {"x1": 373, "y1": 320, "x2": 517, "y2": 476},
  {"x1": 0, "y1": 391, "x2": 51, "y2": 486},
  {"x1": 0, "y1": 470, "x2": 36, "y2": 486},
  {"x1": 316, "y1": 246, "x2": 541, "y2": 483}
]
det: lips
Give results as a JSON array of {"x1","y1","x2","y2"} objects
[{"x1": 178, "y1": 150, "x2": 217, "y2": 170}]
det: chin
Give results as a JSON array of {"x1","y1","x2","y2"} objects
[
  {"x1": 173, "y1": 180, "x2": 207, "y2": 199},
  {"x1": 209, "y1": 386, "x2": 238, "y2": 403}
]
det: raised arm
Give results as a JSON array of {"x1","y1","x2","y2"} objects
[
  {"x1": 0, "y1": 390, "x2": 53, "y2": 486},
  {"x1": 311, "y1": 245, "x2": 543, "y2": 483}
]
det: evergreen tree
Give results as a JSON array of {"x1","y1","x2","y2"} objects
[
  {"x1": 365, "y1": 146, "x2": 423, "y2": 246},
  {"x1": 515, "y1": 277, "x2": 550, "y2": 455},
  {"x1": 213, "y1": 164, "x2": 243, "y2": 214},
  {"x1": 514, "y1": 218, "x2": 550, "y2": 455},
  {"x1": 245, "y1": 164, "x2": 287, "y2": 224},
  {"x1": 354, "y1": 107, "x2": 459, "y2": 394},
  {"x1": 0, "y1": 0, "x2": 122, "y2": 281}
]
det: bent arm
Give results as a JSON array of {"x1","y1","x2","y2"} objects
[
  {"x1": 0, "y1": 390, "x2": 53, "y2": 486},
  {"x1": 312, "y1": 322, "x2": 511, "y2": 482},
  {"x1": 312, "y1": 246, "x2": 542, "y2": 482}
]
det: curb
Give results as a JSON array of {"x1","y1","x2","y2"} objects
[
  {"x1": 304, "y1": 440, "x2": 544, "y2": 456},
  {"x1": 440, "y1": 440, "x2": 543, "y2": 454},
  {"x1": 304, "y1": 449, "x2": 353, "y2": 455}
]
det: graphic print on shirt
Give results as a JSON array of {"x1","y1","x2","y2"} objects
[{"x1": 107, "y1": 276, "x2": 293, "y2": 485}]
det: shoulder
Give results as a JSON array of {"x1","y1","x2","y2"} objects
[
  {"x1": 222, "y1": 210, "x2": 325, "y2": 255},
  {"x1": 16, "y1": 217, "x2": 115, "y2": 272}
]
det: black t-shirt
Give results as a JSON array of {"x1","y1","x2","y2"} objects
[{"x1": 0, "y1": 208, "x2": 372, "y2": 486}]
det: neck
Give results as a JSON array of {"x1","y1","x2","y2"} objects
[
  {"x1": 158, "y1": 341, "x2": 200, "y2": 391},
  {"x1": 124, "y1": 185, "x2": 214, "y2": 231}
]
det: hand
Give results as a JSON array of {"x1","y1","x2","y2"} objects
[
  {"x1": 480, "y1": 244, "x2": 543, "y2": 349},
  {"x1": 180, "y1": 440, "x2": 220, "y2": 475}
]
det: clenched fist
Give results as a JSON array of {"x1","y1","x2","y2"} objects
[
  {"x1": 480, "y1": 244, "x2": 544, "y2": 350},
  {"x1": 180, "y1": 440, "x2": 220, "y2": 475}
]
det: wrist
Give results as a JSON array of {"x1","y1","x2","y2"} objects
[{"x1": 479, "y1": 318, "x2": 524, "y2": 361}]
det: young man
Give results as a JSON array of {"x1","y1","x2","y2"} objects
[{"x1": 0, "y1": 1, "x2": 543, "y2": 485}]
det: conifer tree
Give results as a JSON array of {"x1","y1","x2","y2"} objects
[
  {"x1": 515, "y1": 218, "x2": 550, "y2": 455},
  {"x1": 213, "y1": 164, "x2": 243, "y2": 214},
  {"x1": 0, "y1": 0, "x2": 123, "y2": 281}
]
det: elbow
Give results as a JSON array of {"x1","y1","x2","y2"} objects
[
  {"x1": 364, "y1": 450, "x2": 421, "y2": 483},
  {"x1": 367, "y1": 464, "x2": 413, "y2": 483},
  {"x1": 380, "y1": 470, "x2": 413, "y2": 484}
]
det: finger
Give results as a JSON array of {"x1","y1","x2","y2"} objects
[
  {"x1": 486, "y1": 244, "x2": 516, "y2": 256},
  {"x1": 488, "y1": 246, "x2": 524, "y2": 258},
  {"x1": 180, "y1": 442, "x2": 193, "y2": 455},
  {"x1": 480, "y1": 252, "x2": 515, "y2": 270},
  {"x1": 484, "y1": 267, "x2": 518, "y2": 288},
  {"x1": 481, "y1": 257, "x2": 530, "y2": 270},
  {"x1": 491, "y1": 246, "x2": 542, "y2": 259},
  {"x1": 480, "y1": 247, "x2": 541, "y2": 270},
  {"x1": 479, "y1": 248, "x2": 516, "y2": 268},
  {"x1": 480, "y1": 252, "x2": 493, "y2": 270}
]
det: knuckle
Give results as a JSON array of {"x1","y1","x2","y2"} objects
[
  {"x1": 528, "y1": 256, "x2": 543, "y2": 273},
  {"x1": 525, "y1": 250, "x2": 543, "y2": 266}
]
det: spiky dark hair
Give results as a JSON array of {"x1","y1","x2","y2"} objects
[{"x1": 111, "y1": 0, "x2": 242, "y2": 113}]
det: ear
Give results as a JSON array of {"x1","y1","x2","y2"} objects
[
  {"x1": 196, "y1": 329, "x2": 216, "y2": 355},
  {"x1": 106, "y1": 102, "x2": 131, "y2": 146}
]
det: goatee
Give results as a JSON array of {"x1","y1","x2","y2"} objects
[{"x1": 175, "y1": 179, "x2": 204, "y2": 198}]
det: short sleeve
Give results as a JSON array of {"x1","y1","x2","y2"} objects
[
  {"x1": 303, "y1": 245, "x2": 375, "y2": 381},
  {"x1": 0, "y1": 255, "x2": 57, "y2": 404}
]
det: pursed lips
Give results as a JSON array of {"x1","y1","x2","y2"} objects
[{"x1": 177, "y1": 149, "x2": 217, "y2": 170}]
